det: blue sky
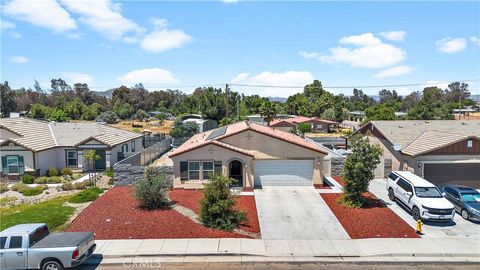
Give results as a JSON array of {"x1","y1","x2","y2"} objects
[{"x1": 1, "y1": 0, "x2": 479, "y2": 97}]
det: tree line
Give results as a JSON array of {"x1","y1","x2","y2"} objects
[{"x1": 0, "y1": 78, "x2": 475, "y2": 124}]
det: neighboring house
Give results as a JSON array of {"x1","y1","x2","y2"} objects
[
  {"x1": 354, "y1": 120, "x2": 480, "y2": 188},
  {"x1": 168, "y1": 121, "x2": 327, "y2": 189},
  {"x1": 182, "y1": 118, "x2": 218, "y2": 133},
  {"x1": 0, "y1": 118, "x2": 143, "y2": 179},
  {"x1": 270, "y1": 116, "x2": 339, "y2": 133},
  {"x1": 246, "y1": 114, "x2": 296, "y2": 125}
]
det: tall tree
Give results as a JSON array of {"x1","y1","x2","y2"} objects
[
  {"x1": 259, "y1": 100, "x2": 279, "y2": 126},
  {"x1": 0, "y1": 82, "x2": 16, "y2": 117}
]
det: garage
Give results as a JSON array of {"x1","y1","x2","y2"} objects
[
  {"x1": 423, "y1": 163, "x2": 480, "y2": 188},
  {"x1": 254, "y1": 160, "x2": 313, "y2": 187}
]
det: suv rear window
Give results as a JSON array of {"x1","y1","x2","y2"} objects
[{"x1": 388, "y1": 173, "x2": 398, "y2": 181}]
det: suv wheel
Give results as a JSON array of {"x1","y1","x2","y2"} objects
[
  {"x1": 42, "y1": 260, "x2": 64, "y2": 270},
  {"x1": 461, "y1": 209, "x2": 469, "y2": 220},
  {"x1": 388, "y1": 188, "x2": 395, "y2": 201},
  {"x1": 412, "y1": 206, "x2": 421, "y2": 221}
]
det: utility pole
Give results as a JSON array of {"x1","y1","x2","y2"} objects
[
  {"x1": 225, "y1": 84, "x2": 230, "y2": 119},
  {"x1": 237, "y1": 98, "x2": 240, "y2": 121},
  {"x1": 458, "y1": 91, "x2": 461, "y2": 120}
]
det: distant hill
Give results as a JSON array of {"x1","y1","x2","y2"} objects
[
  {"x1": 92, "y1": 89, "x2": 114, "y2": 98},
  {"x1": 268, "y1": 97, "x2": 288, "y2": 103}
]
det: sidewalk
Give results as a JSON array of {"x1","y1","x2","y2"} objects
[{"x1": 91, "y1": 237, "x2": 480, "y2": 263}]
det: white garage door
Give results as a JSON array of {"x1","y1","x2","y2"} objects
[{"x1": 254, "y1": 160, "x2": 313, "y2": 186}]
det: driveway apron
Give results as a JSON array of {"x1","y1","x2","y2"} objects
[{"x1": 254, "y1": 186, "x2": 350, "y2": 240}]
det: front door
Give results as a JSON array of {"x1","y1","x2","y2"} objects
[
  {"x1": 95, "y1": 150, "x2": 106, "y2": 170},
  {"x1": 229, "y1": 160, "x2": 243, "y2": 187}
]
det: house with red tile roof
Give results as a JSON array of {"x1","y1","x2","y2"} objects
[
  {"x1": 270, "y1": 117, "x2": 339, "y2": 133},
  {"x1": 168, "y1": 121, "x2": 327, "y2": 189}
]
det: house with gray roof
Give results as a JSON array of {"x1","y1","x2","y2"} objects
[
  {"x1": 0, "y1": 118, "x2": 143, "y2": 179},
  {"x1": 354, "y1": 120, "x2": 480, "y2": 188}
]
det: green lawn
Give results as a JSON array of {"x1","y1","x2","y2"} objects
[{"x1": 0, "y1": 195, "x2": 75, "y2": 232}]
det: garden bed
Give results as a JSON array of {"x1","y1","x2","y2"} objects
[
  {"x1": 320, "y1": 177, "x2": 419, "y2": 239},
  {"x1": 66, "y1": 187, "x2": 257, "y2": 239},
  {"x1": 169, "y1": 190, "x2": 260, "y2": 234}
]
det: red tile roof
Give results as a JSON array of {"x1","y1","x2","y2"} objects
[{"x1": 168, "y1": 121, "x2": 328, "y2": 157}]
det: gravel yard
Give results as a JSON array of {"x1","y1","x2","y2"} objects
[{"x1": 67, "y1": 187, "x2": 258, "y2": 239}]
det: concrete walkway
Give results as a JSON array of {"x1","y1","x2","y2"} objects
[
  {"x1": 92, "y1": 237, "x2": 480, "y2": 260},
  {"x1": 254, "y1": 186, "x2": 349, "y2": 240},
  {"x1": 369, "y1": 179, "x2": 480, "y2": 239}
]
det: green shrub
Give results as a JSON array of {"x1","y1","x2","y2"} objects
[
  {"x1": 22, "y1": 187, "x2": 44, "y2": 196},
  {"x1": 134, "y1": 167, "x2": 172, "y2": 209},
  {"x1": 11, "y1": 183, "x2": 28, "y2": 193},
  {"x1": 199, "y1": 175, "x2": 247, "y2": 231},
  {"x1": 61, "y1": 182, "x2": 74, "y2": 191},
  {"x1": 68, "y1": 187, "x2": 104, "y2": 203},
  {"x1": 73, "y1": 181, "x2": 87, "y2": 190},
  {"x1": 37, "y1": 184, "x2": 48, "y2": 191},
  {"x1": 46, "y1": 176, "x2": 62, "y2": 184},
  {"x1": 21, "y1": 175, "x2": 35, "y2": 184},
  {"x1": 34, "y1": 177, "x2": 48, "y2": 184},
  {"x1": 105, "y1": 168, "x2": 114, "y2": 178},
  {"x1": 60, "y1": 168, "x2": 73, "y2": 176},
  {"x1": 47, "y1": 168, "x2": 58, "y2": 177},
  {"x1": 0, "y1": 182, "x2": 8, "y2": 193}
]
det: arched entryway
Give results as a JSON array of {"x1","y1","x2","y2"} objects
[{"x1": 229, "y1": 160, "x2": 243, "y2": 187}]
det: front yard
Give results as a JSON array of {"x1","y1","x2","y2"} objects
[
  {"x1": 66, "y1": 187, "x2": 260, "y2": 239},
  {"x1": 320, "y1": 177, "x2": 419, "y2": 239}
]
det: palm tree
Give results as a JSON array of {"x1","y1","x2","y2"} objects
[{"x1": 259, "y1": 101, "x2": 279, "y2": 126}]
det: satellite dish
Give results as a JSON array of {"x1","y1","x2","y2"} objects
[{"x1": 393, "y1": 144, "x2": 402, "y2": 151}]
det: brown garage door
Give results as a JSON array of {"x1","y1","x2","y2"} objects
[{"x1": 424, "y1": 163, "x2": 480, "y2": 188}]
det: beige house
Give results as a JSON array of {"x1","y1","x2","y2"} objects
[
  {"x1": 168, "y1": 121, "x2": 327, "y2": 189},
  {"x1": 354, "y1": 120, "x2": 480, "y2": 188},
  {"x1": 0, "y1": 118, "x2": 143, "y2": 179}
]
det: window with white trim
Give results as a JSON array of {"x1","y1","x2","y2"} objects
[
  {"x1": 66, "y1": 150, "x2": 78, "y2": 167},
  {"x1": 202, "y1": 161, "x2": 214, "y2": 180},
  {"x1": 6, "y1": 156, "x2": 23, "y2": 174},
  {"x1": 188, "y1": 161, "x2": 200, "y2": 180},
  {"x1": 467, "y1": 140, "x2": 473, "y2": 148},
  {"x1": 121, "y1": 144, "x2": 129, "y2": 152}
]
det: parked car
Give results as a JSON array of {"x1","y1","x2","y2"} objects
[
  {"x1": 442, "y1": 185, "x2": 480, "y2": 221},
  {"x1": 386, "y1": 171, "x2": 455, "y2": 221},
  {"x1": 0, "y1": 223, "x2": 95, "y2": 270}
]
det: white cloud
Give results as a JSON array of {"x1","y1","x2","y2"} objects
[
  {"x1": 62, "y1": 72, "x2": 94, "y2": 85},
  {"x1": 61, "y1": 0, "x2": 142, "y2": 40},
  {"x1": 222, "y1": 0, "x2": 240, "y2": 3},
  {"x1": 436, "y1": 38, "x2": 467, "y2": 53},
  {"x1": 140, "y1": 18, "x2": 192, "y2": 53},
  {"x1": 0, "y1": 19, "x2": 16, "y2": 30},
  {"x1": 118, "y1": 68, "x2": 180, "y2": 87},
  {"x1": 374, "y1": 65, "x2": 414, "y2": 78},
  {"x1": 379, "y1": 31, "x2": 407, "y2": 41},
  {"x1": 3, "y1": 0, "x2": 76, "y2": 32},
  {"x1": 300, "y1": 32, "x2": 406, "y2": 68},
  {"x1": 471, "y1": 36, "x2": 480, "y2": 46},
  {"x1": 339, "y1": 33, "x2": 382, "y2": 46},
  {"x1": 10, "y1": 56, "x2": 29, "y2": 64},
  {"x1": 230, "y1": 71, "x2": 315, "y2": 97}
]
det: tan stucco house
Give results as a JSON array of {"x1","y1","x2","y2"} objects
[
  {"x1": 0, "y1": 118, "x2": 143, "y2": 179},
  {"x1": 354, "y1": 120, "x2": 480, "y2": 188},
  {"x1": 168, "y1": 121, "x2": 328, "y2": 189},
  {"x1": 270, "y1": 116, "x2": 339, "y2": 133}
]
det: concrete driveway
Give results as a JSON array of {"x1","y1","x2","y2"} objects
[
  {"x1": 369, "y1": 179, "x2": 480, "y2": 239},
  {"x1": 254, "y1": 186, "x2": 350, "y2": 240}
]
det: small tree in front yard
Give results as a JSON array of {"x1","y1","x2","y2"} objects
[
  {"x1": 340, "y1": 137, "x2": 382, "y2": 208},
  {"x1": 297, "y1": 123, "x2": 312, "y2": 136},
  {"x1": 84, "y1": 149, "x2": 100, "y2": 186},
  {"x1": 199, "y1": 175, "x2": 247, "y2": 231},
  {"x1": 134, "y1": 167, "x2": 173, "y2": 209}
]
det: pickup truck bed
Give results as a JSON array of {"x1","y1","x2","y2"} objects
[{"x1": 32, "y1": 232, "x2": 94, "y2": 248}]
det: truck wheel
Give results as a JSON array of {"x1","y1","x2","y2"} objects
[
  {"x1": 42, "y1": 260, "x2": 64, "y2": 270},
  {"x1": 388, "y1": 188, "x2": 395, "y2": 201},
  {"x1": 461, "y1": 209, "x2": 469, "y2": 220},
  {"x1": 412, "y1": 206, "x2": 421, "y2": 221}
]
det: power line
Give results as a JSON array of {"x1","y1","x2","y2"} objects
[{"x1": 229, "y1": 79, "x2": 480, "y2": 89}]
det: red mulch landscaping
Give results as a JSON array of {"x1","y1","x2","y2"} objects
[
  {"x1": 169, "y1": 190, "x2": 260, "y2": 234},
  {"x1": 66, "y1": 187, "x2": 255, "y2": 239},
  {"x1": 314, "y1": 183, "x2": 332, "y2": 189},
  {"x1": 321, "y1": 176, "x2": 419, "y2": 239}
]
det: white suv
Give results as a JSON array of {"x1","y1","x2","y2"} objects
[{"x1": 386, "y1": 171, "x2": 455, "y2": 221}]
